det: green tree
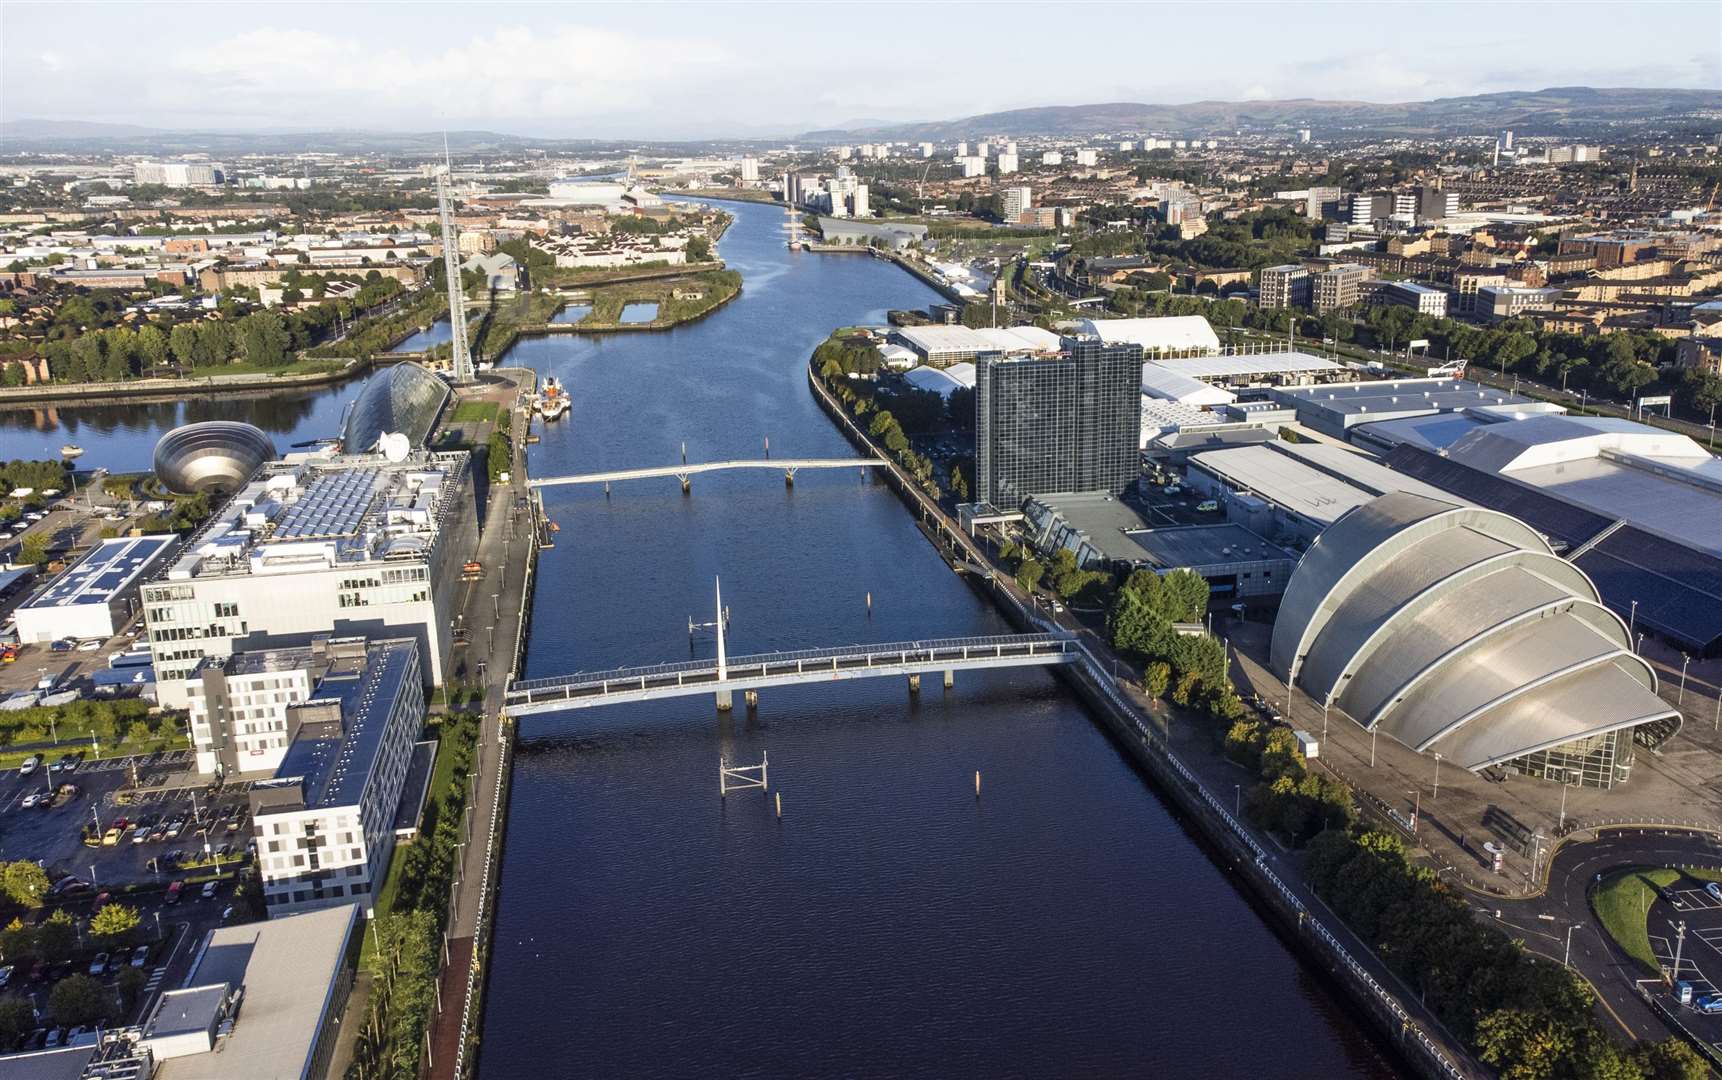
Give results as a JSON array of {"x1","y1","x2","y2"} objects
[
  {"x1": 1142, "y1": 661, "x2": 1171, "y2": 697},
  {"x1": 1629, "y1": 1039, "x2": 1709, "y2": 1080},
  {"x1": 0, "y1": 861, "x2": 49, "y2": 907},
  {"x1": 35, "y1": 910, "x2": 76, "y2": 962},
  {"x1": 16, "y1": 533, "x2": 48, "y2": 567},
  {"x1": 1015, "y1": 557, "x2": 1045, "y2": 593},
  {"x1": 1474, "y1": 1008, "x2": 1573, "y2": 1080},
  {"x1": 169, "y1": 323, "x2": 199, "y2": 367},
  {"x1": 137, "y1": 325, "x2": 169, "y2": 373},
  {"x1": 48, "y1": 973, "x2": 109, "y2": 1027},
  {"x1": 686, "y1": 235, "x2": 712, "y2": 262},
  {"x1": 0, "y1": 918, "x2": 33, "y2": 961},
  {"x1": 0, "y1": 995, "x2": 34, "y2": 1047},
  {"x1": 90, "y1": 903, "x2": 139, "y2": 944},
  {"x1": 235, "y1": 311, "x2": 290, "y2": 366}
]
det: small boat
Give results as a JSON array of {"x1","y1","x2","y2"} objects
[
  {"x1": 539, "y1": 396, "x2": 570, "y2": 421},
  {"x1": 60, "y1": 444, "x2": 84, "y2": 458}
]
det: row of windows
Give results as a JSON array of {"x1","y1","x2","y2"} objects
[
  {"x1": 337, "y1": 589, "x2": 429, "y2": 609},
  {"x1": 144, "y1": 585, "x2": 195, "y2": 603},
  {"x1": 152, "y1": 623, "x2": 240, "y2": 643}
]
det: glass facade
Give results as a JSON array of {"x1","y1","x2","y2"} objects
[
  {"x1": 975, "y1": 336, "x2": 1141, "y2": 509},
  {"x1": 342, "y1": 362, "x2": 450, "y2": 453}
]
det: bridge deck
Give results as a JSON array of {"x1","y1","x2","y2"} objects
[
  {"x1": 505, "y1": 633, "x2": 1075, "y2": 716},
  {"x1": 532, "y1": 458, "x2": 879, "y2": 487}
]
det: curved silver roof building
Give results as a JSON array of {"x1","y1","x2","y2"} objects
[
  {"x1": 1270, "y1": 491, "x2": 1679, "y2": 778},
  {"x1": 341, "y1": 363, "x2": 449, "y2": 453},
  {"x1": 153, "y1": 421, "x2": 277, "y2": 495}
]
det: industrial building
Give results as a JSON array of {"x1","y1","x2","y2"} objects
[
  {"x1": 1187, "y1": 438, "x2": 1454, "y2": 545},
  {"x1": 148, "y1": 903, "x2": 362, "y2": 1080},
  {"x1": 1270, "y1": 492, "x2": 1680, "y2": 788},
  {"x1": 1384, "y1": 415, "x2": 1722, "y2": 656},
  {"x1": 974, "y1": 336, "x2": 1141, "y2": 510},
  {"x1": 14, "y1": 536, "x2": 178, "y2": 644},
  {"x1": 1271, "y1": 378, "x2": 1547, "y2": 442},
  {"x1": 889, "y1": 324, "x2": 1060, "y2": 367},
  {"x1": 142, "y1": 449, "x2": 477, "y2": 693},
  {"x1": 248, "y1": 638, "x2": 423, "y2": 916},
  {"x1": 1073, "y1": 315, "x2": 1221, "y2": 357},
  {"x1": 1022, "y1": 491, "x2": 1296, "y2": 600}
]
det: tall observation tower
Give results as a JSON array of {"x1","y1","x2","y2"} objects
[{"x1": 437, "y1": 144, "x2": 475, "y2": 384}]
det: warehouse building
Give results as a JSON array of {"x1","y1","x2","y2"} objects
[
  {"x1": 1271, "y1": 378, "x2": 1544, "y2": 442},
  {"x1": 14, "y1": 535, "x2": 179, "y2": 644},
  {"x1": 143, "y1": 449, "x2": 478, "y2": 696},
  {"x1": 1154, "y1": 349, "x2": 1346, "y2": 389},
  {"x1": 1187, "y1": 438, "x2": 1454, "y2": 545},
  {"x1": 248, "y1": 638, "x2": 423, "y2": 916},
  {"x1": 889, "y1": 324, "x2": 1060, "y2": 368},
  {"x1": 1271, "y1": 492, "x2": 1680, "y2": 787},
  {"x1": 1074, "y1": 315, "x2": 1221, "y2": 357},
  {"x1": 1020, "y1": 493, "x2": 1296, "y2": 599}
]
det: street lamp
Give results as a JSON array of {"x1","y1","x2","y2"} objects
[
  {"x1": 1370, "y1": 725, "x2": 1378, "y2": 768},
  {"x1": 1407, "y1": 789, "x2": 1420, "y2": 834},
  {"x1": 1628, "y1": 599, "x2": 1638, "y2": 644},
  {"x1": 1558, "y1": 769, "x2": 1580, "y2": 831},
  {"x1": 1565, "y1": 924, "x2": 1585, "y2": 968},
  {"x1": 1234, "y1": 784, "x2": 1241, "y2": 818},
  {"x1": 1432, "y1": 753, "x2": 1442, "y2": 801},
  {"x1": 1679, "y1": 654, "x2": 1691, "y2": 706}
]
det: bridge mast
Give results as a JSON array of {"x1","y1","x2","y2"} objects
[{"x1": 714, "y1": 577, "x2": 732, "y2": 711}]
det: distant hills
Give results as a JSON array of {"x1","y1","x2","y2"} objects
[{"x1": 802, "y1": 87, "x2": 1722, "y2": 141}]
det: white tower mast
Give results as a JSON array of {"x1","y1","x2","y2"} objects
[{"x1": 438, "y1": 134, "x2": 475, "y2": 384}]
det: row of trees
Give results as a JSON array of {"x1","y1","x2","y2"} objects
[{"x1": 347, "y1": 710, "x2": 479, "y2": 1080}]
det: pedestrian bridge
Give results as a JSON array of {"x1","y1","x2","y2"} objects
[
  {"x1": 503, "y1": 632, "x2": 1077, "y2": 717},
  {"x1": 532, "y1": 457, "x2": 880, "y2": 490}
]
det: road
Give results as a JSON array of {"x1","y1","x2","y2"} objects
[{"x1": 1492, "y1": 828, "x2": 1722, "y2": 1044}]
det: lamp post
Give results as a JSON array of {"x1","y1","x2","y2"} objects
[
  {"x1": 1558, "y1": 770, "x2": 1579, "y2": 830},
  {"x1": 1432, "y1": 753, "x2": 1443, "y2": 801},
  {"x1": 1565, "y1": 924, "x2": 1585, "y2": 968},
  {"x1": 1234, "y1": 784, "x2": 1241, "y2": 818},
  {"x1": 1370, "y1": 725, "x2": 1378, "y2": 768},
  {"x1": 1408, "y1": 789, "x2": 1420, "y2": 834},
  {"x1": 1628, "y1": 600, "x2": 1638, "y2": 644},
  {"x1": 1322, "y1": 699, "x2": 1329, "y2": 744},
  {"x1": 1679, "y1": 654, "x2": 1691, "y2": 706}
]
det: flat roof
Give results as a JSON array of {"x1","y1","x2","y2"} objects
[
  {"x1": 156, "y1": 904, "x2": 361, "y2": 1080},
  {"x1": 1191, "y1": 441, "x2": 1455, "y2": 526},
  {"x1": 1123, "y1": 523, "x2": 1298, "y2": 568},
  {"x1": 0, "y1": 1046, "x2": 97, "y2": 1080},
  {"x1": 1274, "y1": 378, "x2": 1535, "y2": 419},
  {"x1": 267, "y1": 638, "x2": 416, "y2": 811},
  {"x1": 1158, "y1": 351, "x2": 1344, "y2": 380},
  {"x1": 145, "y1": 984, "x2": 228, "y2": 1041},
  {"x1": 23, "y1": 536, "x2": 173, "y2": 611}
]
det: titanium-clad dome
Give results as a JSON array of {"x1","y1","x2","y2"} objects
[
  {"x1": 341, "y1": 362, "x2": 449, "y2": 453},
  {"x1": 1271, "y1": 491, "x2": 1680, "y2": 774},
  {"x1": 153, "y1": 421, "x2": 276, "y2": 494}
]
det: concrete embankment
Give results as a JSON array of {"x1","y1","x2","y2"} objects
[
  {"x1": 806, "y1": 361, "x2": 1478, "y2": 1080},
  {"x1": 0, "y1": 359, "x2": 372, "y2": 406}
]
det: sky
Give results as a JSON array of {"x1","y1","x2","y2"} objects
[{"x1": 3, "y1": 0, "x2": 1719, "y2": 139}]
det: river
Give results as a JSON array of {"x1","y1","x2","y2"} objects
[{"x1": 474, "y1": 200, "x2": 1398, "y2": 1078}]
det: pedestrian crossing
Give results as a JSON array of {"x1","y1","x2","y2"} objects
[{"x1": 142, "y1": 966, "x2": 166, "y2": 995}]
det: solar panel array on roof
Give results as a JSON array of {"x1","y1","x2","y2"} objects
[
  {"x1": 270, "y1": 468, "x2": 382, "y2": 541},
  {"x1": 1383, "y1": 444, "x2": 1613, "y2": 548},
  {"x1": 30, "y1": 536, "x2": 172, "y2": 608}
]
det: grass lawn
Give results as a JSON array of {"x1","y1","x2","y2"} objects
[
  {"x1": 359, "y1": 714, "x2": 466, "y2": 963},
  {"x1": 1593, "y1": 866, "x2": 1687, "y2": 974},
  {"x1": 0, "y1": 731, "x2": 188, "y2": 771},
  {"x1": 450, "y1": 400, "x2": 500, "y2": 425}
]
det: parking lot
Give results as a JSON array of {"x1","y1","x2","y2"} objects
[{"x1": 1648, "y1": 879, "x2": 1722, "y2": 1053}]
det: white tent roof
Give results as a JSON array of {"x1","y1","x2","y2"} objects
[
  {"x1": 1140, "y1": 363, "x2": 1236, "y2": 406},
  {"x1": 1076, "y1": 315, "x2": 1220, "y2": 354}
]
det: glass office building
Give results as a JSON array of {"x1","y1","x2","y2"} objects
[{"x1": 975, "y1": 336, "x2": 1142, "y2": 509}]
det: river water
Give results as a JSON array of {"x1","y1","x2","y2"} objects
[{"x1": 475, "y1": 201, "x2": 1397, "y2": 1078}]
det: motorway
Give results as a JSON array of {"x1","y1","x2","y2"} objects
[{"x1": 1490, "y1": 828, "x2": 1722, "y2": 1047}]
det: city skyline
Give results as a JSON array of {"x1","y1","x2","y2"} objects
[{"x1": 1, "y1": 0, "x2": 1718, "y2": 139}]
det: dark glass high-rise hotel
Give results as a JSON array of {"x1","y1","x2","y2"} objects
[{"x1": 974, "y1": 335, "x2": 1142, "y2": 510}]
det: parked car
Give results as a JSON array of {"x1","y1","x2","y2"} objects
[
  {"x1": 164, "y1": 818, "x2": 184, "y2": 840},
  {"x1": 100, "y1": 827, "x2": 121, "y2": 846},
  {"x1": 1195, "y1": 499, "x2": 1220, "y2": 513},
  {"x1": 0, "y1": 964, "x2": 13, "y2": 988},
  {"x1": 18, "y1": 754, "x2": 41, "y2": 776},
  {"x1": 1697, "y1": 993, "x2": 1722, "y2": 1015},
  {"x1": 1707, "y1": 882, "x2": 1722, "y2": 903},
  {"x1": 87, "y1": 953, "x2": 108, "y2": 977},
  {"x1": 20, "y1": 793, "x2": 44, "y2": 810},
  {"x1": 130, "y1": 945, "x2": 150, "y2": 968},
  {"x1": 76, "y1": 640, "x2": 101, "y2": 653},
  {"x1": 201, "y1": 881, "x2": 219, "y2": 900},
  {"x1": 163, "y1": 881, "x2": 183, "y2": 905},
  {"x1": 49, "y1": 639, "x2": 73, "y2": 653}
]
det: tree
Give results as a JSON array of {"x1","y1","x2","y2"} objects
[
  {"x1": 0, "y1": 861, "x2": 48, "y2": 907},
  {"x1": 137, "y1": 325, "x2": 169, "y2": 373},
  {"x1": 1474, "y1": 1008, "x2": 1573, "y2": 1080},
  {"x1": 1142, "y1": 661, "x2": 1171, "y2": 698},
  {"x1": 48, "y1": 974, "x2": 109, "y2": 1027},
  {"x1": 235, "y1": 311, "x2": 290, "y2": 366},
  {"x1": 35, "y1": 909, "x2": 76, "y2": 962},
  {"x1": 90, "y1": 903, "x2": 139, "y2": 944},
  {"x1": 169, "y1": 322, "x2": 199, "y2": 368},
  {"x1": 0, "y1": 995, "x2": 34, "y2": 1047},
  {"x1": 686, "y1": 235, "x2": 712, "y2": 262},
  {"x1": 0, "y1": 918, "x2": 33, "y2": 961},
  {"x1": 1015, "y1": 557, "x2": 1045, "y2": 593},
  {"x1": 1629, "y1": 1039, "x2": 1709, "y2": 1080},
  {"x1": 16, "y1": 533, "x2": 48, "y2": 567}
]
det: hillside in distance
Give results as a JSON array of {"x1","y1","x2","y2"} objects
[{"x1": 804, "y1": 87, "x2": 1722, "y2": 140}]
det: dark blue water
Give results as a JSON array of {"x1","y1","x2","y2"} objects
[
  {"x1": 618, "y1": 300, "x2": 659, "y2": 324},
  {"x1": 478, "y1": 201, "x2": 1395, "y2": 1079},
  {"x1": 0, "y1": 371, "x2": 384, "y2": 474},
  {"x1": 551, "y1": 304, "x2": 592, "y2": 325},
  {"x1": 395, "y1": 317, "x2": 453, "y2": 353}
]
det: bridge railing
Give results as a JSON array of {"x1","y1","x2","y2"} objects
[{"x1": 508, "y1": 632, "x2": 1072, "y2": 697}]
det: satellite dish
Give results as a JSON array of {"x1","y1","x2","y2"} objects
[{"x1": 380, "y1": 432, "x2": 411, "y2": 463}]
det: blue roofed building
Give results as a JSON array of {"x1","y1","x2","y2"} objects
[
  {"x1": 14, "y1": 535, "x2": 178, "y2": 644},
  {"x1": 247, "y1": 637, "x2": 423, "y2": 917}
]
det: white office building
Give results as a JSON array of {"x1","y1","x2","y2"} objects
[
  {"x1": 15, "y1": 535, "x2": 178, "y2": 643},
  {"x1": 248, "y1": 637, "x2": 423, "y2": 916},
  {"x1": 143, "y1": 450, "x2": 478, "y2": 699},
  {"x1": 738, "y1": 157, "x2": 760, "y2": 182}
]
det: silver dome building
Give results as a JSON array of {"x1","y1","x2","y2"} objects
[
  {"x1": 153, "y1": 421, "x2": 277, "y2": 495},
  {"x1": 342, "y1": 363, "x2": 449, "y2": 454}
]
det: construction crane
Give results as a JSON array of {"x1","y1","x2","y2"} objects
[{"x1": 915, "y1": 162, "x2": 933, "y2": 218}]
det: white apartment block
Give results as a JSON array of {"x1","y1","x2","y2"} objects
[
  {"x1": 143, "y1": 451, "x2": 477, "y2": 701},
  {"x1": 1041, "y1": 151, "x2": 1063, "y2": 166},
  {"x1": 249, "y1": 638, "x2": 423, "y2": 917},
  {"x1": 1075, "y1": 149, "x2": 1099, "y2": 167},
  {"x1": 739, "y1": 157, "x2": 760, "y2": 182},
  {"x1": 1001, "y1": 186, "x2": 1033, "y2": 223},
  {"x1": 996, "y1": 153, "x2": 1019, "y2": 176},
  {"x1": 186, "y1": 648, "x2": 317, "y2": 776},
  {"x1": 958, "y1": 156, "x2": 986, "y2": 178}
]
